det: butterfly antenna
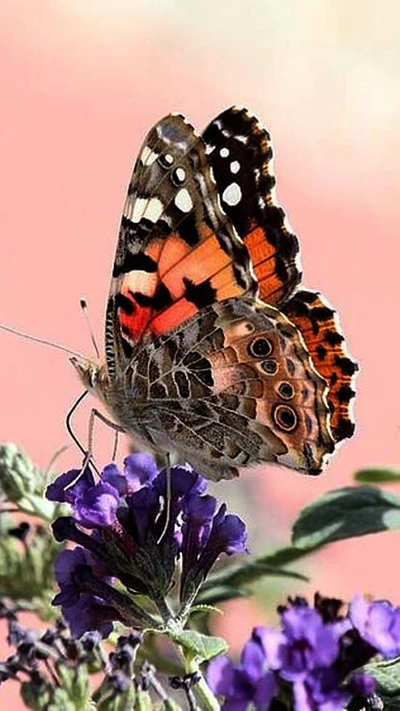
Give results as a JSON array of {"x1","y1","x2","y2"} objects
[
  {"x1": 80, "y1": 299, "x2": 100, "y2": 359},
  {"x1": 0, "y1": 323, "x2": 84, "y2": 358}
]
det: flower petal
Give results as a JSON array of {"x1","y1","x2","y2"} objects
[
  {"x1": 74, "y1": 482, "x2": 120, "y2": 528},
  {"x1": 207, "y1": 655, "x2": 235, "y2": 695}
]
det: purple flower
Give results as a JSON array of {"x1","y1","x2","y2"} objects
[
  {"x1": 350, "y1": 593, "x2": 400, "y2": 658},
  {"x1": 258, "y1": 599, "x2": 357, "y2": 711},
  {"x1": 180, "y1": 498, "x2": 248, "y2": 603},
  {"x1": 260, "y1": 605, "x2": 341, "y2": 681},
  {"x1": 208, "y1": 630, "x2": 276, "y2": 710},
  {"x1": 297, "y1": 668, "x2": 350, "y2": 711},
  {"x1": 53, "y1": 548, "x2": 116, "y2": 638},
  {"x1": 46, "y1": 465, "x2": 95, "y2": 504},
  {"x1": 103, "y1": 454, "x2": 158, "y2": 495},
  {"x1": 73, "y1": 481, "x2": 120, "y2": 528},
  {"x1": 154, "y1": 465, "x2": 207, "y2": 499},
  {"x1": 350, "y1": 671, "x2": 377, "y2": 696},
  {"x1": 46, "y1": 464, "x2": 120, "y2": 528},
  {"x1": 126, "y1": 485, "x2": 160, "y2": 543},
  {"x1": 49, "y1": 456, "x2": 247, "y2": 624},
  {"x1": 291, "y1": 668, "x2": 377, "y2": 711},
  {"x1": 123, "y1": 453, "x2": 158, "y2": 487},
  {"x1": 180, "y1": 494, "x2": 217, "y2": 569}
]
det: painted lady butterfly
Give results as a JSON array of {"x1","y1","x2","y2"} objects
[{"x1": 72, "y1": 107, "x2": 357, "y2": 480}]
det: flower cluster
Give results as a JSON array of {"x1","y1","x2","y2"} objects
[
  {"x1": 0, "y1": 600, "x2": 175, "y2": 708},
  {"x1": 207, "y1": 594, "x2": 389, "y2": 711},
  {"x1": 0, "y1": 601, "x2": 104, "y2": 707},
  {"x1": 46, "y1": 454, "x2": 247, "y2": 638}
]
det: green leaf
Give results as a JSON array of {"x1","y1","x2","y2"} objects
[
  {"x1": 361, "y1": 657, "x2": 400, "y2": 707},
  {"x1": 196, "y1": 584, "x2": 251, "y2": 606},
  {"x1": 134, "y1": 690, "x2": 153, "y2": 711},
  {"x1": 354, "y1": 468, "x2": 400, "y2": 484},
  {"x1": 96, "y1": 685, "x2": 137, "y2": 711},
  {"x1": 255, "y1": 545, "x2": 322, "y2": 567},
  {"x1": 188, "y1": 604, "x2": 222, "y2": 616},
  {"x1": 0, "y1": 522, "x2": 61, "y2": 611},
  {"x1": 202, "y1": 559, "x2": 307, "y2": 591},
  {"x1": 292, "y1": 486, "x2": 400, "y2": 548},
  {"x1": 197, "y1": 551, "x2": 310, "y2": 605},
  {"x1": 172, "y1": 630, "x2": 227, "y2": 663},
  {"x1": 160, "y1": 701, "x2": 182, "y2": 710}
]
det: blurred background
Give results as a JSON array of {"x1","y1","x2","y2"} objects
[{"x1": 1, "y1": 0, "x2": 399, "y2": 705}]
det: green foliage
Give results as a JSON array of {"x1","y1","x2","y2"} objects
[
  {"x1": 292, "y1": 485, "x2": 400, "y2": 548},
  {"x1": 198, "y1": 556, "x2": 308, "y2": 605},
  {"x1": 0, "y1": 443, "x2": 63, "y2": 520},
  {"x1": 354, "y1": 467, "x2": 400, "y2": 484},
  {"x1": 0, "y1": 445, "x2": 64, "y2": 617},
  {"x1": 4, "y1": 444, "x2": 400, "y2": 710},
  {"x1": 358, "y1": 657, "x2": 400, "y2": 709},
  {"x1": 171, "y1": 629, "x2": 228, "y2": 664}
]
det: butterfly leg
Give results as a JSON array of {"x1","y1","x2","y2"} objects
[
  {"x1": 157, "y1": 451, "x2": 172, "y2": 544},
  {"x1": 111, "y1": 430, "x2": 119, "y2": 462},
  {"x1": 88, "y1": 408, "x2": 126, "y2": 464},
  {"x1": 78, "y1": 409, "x2": 124, "y2": 480},
  {"x1": 65, "y1": 390, "x2": 89, "y2": 458}
]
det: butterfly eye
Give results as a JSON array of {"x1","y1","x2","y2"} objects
[
  {"x1": 248, "y1": 337, "x2": 273, "y2": 358},
  {"x1": 261, "y1": 359, "x2": 278, "y2": 375},
  {"x1": 273, "y1": 404, "x2": 298, "y2": 432},
  {"x1": 158, "y1": 153, "x2": 174, "y2": 169},
  {"x1": 171, "y1": 167, "x2": 186, "y2": 186},
  {"x1": 278, "y1": 382, "x2": 295, "y2": 400}
]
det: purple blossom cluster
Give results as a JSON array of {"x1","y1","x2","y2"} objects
[
  {"x1": 207, "y1": 593, "x2": 395, "y2": 711},
  {"x1": 46, "y1": 455, "x2": 247, "y2": 638}
]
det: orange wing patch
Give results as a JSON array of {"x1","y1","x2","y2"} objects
[
  {"x1": 203, "y1": 106, "x2": 301, "y2": 306},
  {"x1": 282, "y1": 290, "x2": 358, "y2": 444},
  {"x1": 107, "y1": 113, "x2": 257, "y2": 370}
]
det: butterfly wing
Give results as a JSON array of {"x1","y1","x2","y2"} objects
[
  {"x1": 129, "y1": 299, "x2": 334, "y2": 480},
  {"x1": 203, "y1": 106, "x2": 301, "y2": 306},
  {"x1": 105, "y1": 114, "x2": 257, "y2": 381},
  {"x1": 204, "y1": 107, "x2": 357, "y2": 446},
  {"x1": 282, "y1": 290, "x2": 358, "y2": 444},
  {"x1": 100, "y1": 109, "x2": 354, "y2": 477}
]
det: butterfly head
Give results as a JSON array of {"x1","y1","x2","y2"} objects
[{"x1": 70, "y1": 356, "x2": 109, "y2": 401}]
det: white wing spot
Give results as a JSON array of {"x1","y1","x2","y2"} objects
[
  {"x1": 144, "y1": 197, "x2": 164, "y2": 222},
  {"x1": 175, "y1": 188, "x2": 193, "y2": 213},
  {"x1": 220, "y1": 147, "x2": 230, "y2": 157},
  {"x1": 230, "y1": 160, "x2": 240, "y2": 174},
  {"x1": 176, "y1": 167, "x2": 186, "y2": 182},
  {"x1": 130, "y1": 197, "x2": 164, "y2": 223},
  {"x1": 130, "y1": 197, "x2": 147, "y2": 222},
  {"x1": 141, "y1": 146, "x2": 158, "y2": 165},
  {"x1": 164, "y1": 153, "x2": 174, "y2": 165},
  {"x1": 222, "y1": 182, "x2": 242, "y2": 207}
]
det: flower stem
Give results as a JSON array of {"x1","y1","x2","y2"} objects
[
  {"x1": 182, "y1": 655, "x2": 220, "y2": 711},
  {"x1": 153, "y1": 594, "x2": 174, "y2": 625}
]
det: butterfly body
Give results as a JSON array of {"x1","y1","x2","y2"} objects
[{"x1": 75, "y1": 107, "x2": 357, "y2": 480}]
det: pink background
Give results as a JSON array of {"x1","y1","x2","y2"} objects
[{"x1": 1, "y1": 1, "x2": 399, "y2": 706}]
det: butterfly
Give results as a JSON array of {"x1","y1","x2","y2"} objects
[{"x1": 72, "y1": 106, "x2": 357, "y2": 481}]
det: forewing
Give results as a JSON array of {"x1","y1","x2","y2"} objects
[
  {"x1": 203, "y1": 106, "x2": 301, "y2": 306},
  {"x1": 105, "y1": 114, "x2": 257, "y2": 380}
]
